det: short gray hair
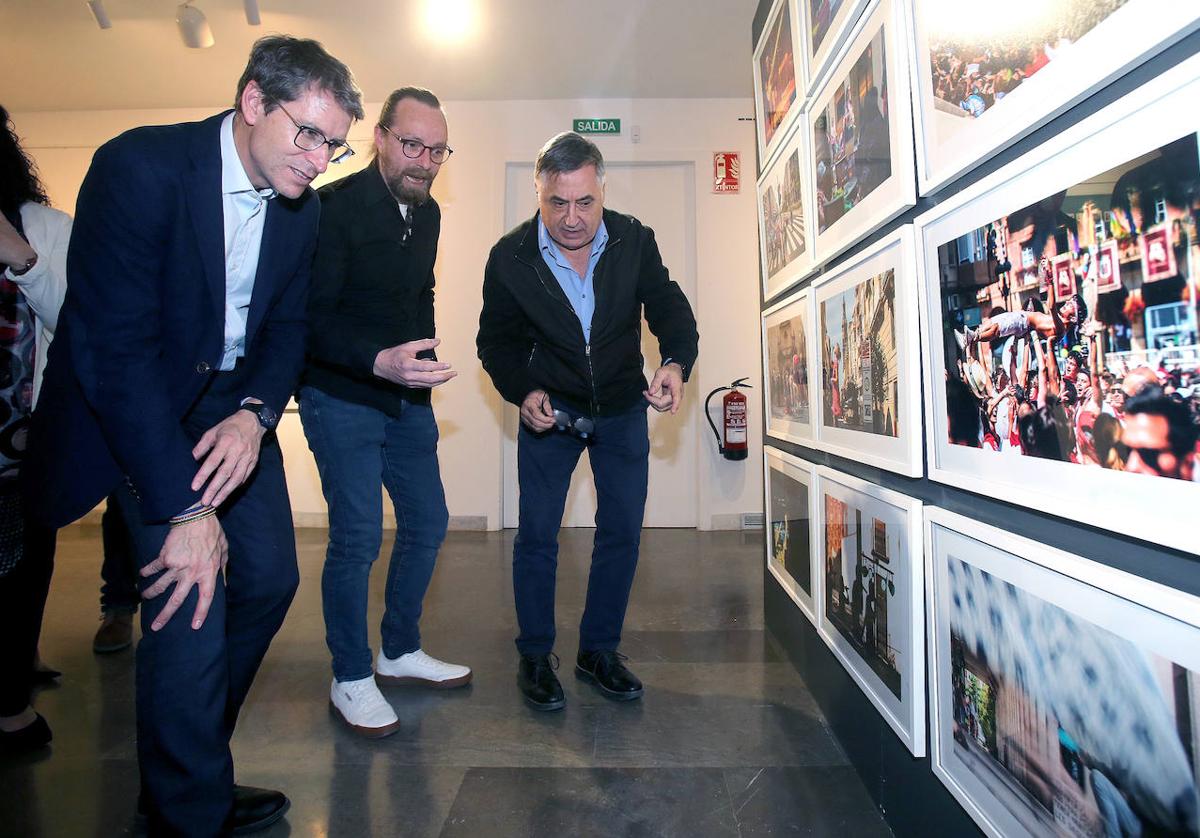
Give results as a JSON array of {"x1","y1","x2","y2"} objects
[
  {"x1": 534, "y1": 132, "x2": 605, "y2": 181},
  {"x1": 234, "y1": 35, "x2": 365, "y2": 122}
]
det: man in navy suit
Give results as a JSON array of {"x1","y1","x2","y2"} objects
[{"x1": 26, "y1": 36, "x2": 363, "y2": 836}]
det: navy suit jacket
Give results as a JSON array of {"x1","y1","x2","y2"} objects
[{"x1": 26, "y1": 111, "x2": 319, "y2": 527}]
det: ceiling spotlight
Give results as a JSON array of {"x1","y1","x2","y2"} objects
[
  {"x1": 243, "y1": 0, "x2": 261, "y2": 26},
  {"x1": 177, "y1": 2, "x2": 215, "y2": 49},
  {"x1": 86, "y1": 0, "x2": 112, "y2": 29}
]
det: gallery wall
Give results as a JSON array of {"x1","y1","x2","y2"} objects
[
  {"x1": 13, "y1": 96, "x2": 764, "y2": 531},
  {"x1": 752, "y1": 0, "x2": 1200, "y2": 835}
]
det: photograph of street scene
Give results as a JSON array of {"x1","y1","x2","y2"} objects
[
  {"x1": 925, "y1": 0, "x2": 1129, "y2": 140},
  {"x1": 823, "y1": 486, "x2": 906, "y2": 701},
  {"x1": 770, "y1": 464, "x2": 812, "y2": 597},
  {"x1": 820, "y1": 268, "x2": 900, "y2": 437},
  {"x1": 945, "y1": 552, "x2": 1200, "y2": 837},
  {"x1": 813, "y1": 24, "x2": 891, "y2": 235},
  {"x1": 767, "y1": 306, "x2": 810, "y2": 426},
  {"x1": 808, "y1": 0, "x2": 846, "y2": 57},
  {"x1": 761, "y1": 144, "x2": 807, "y2": 283},
  {"x1": 758, "y1": 1, "x2": 798, "y2": 151},
  {"x1": 937, "y1": 131, "x2": 1199, "y2": 485}
]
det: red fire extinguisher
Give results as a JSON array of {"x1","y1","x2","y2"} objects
[{"x1": 705, "y1": 377, "x2": 752, "y2": 461}]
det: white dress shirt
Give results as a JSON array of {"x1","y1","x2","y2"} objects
[{"x1": 219, "y1": 112, "x2": 276, "y2": 371}]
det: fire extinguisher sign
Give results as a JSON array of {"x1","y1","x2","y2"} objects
[{"x1": 713, "y1": 152, "x2": 740, "y2": 193}]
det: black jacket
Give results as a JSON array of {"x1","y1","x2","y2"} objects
[
  {"x1": 477, "y1": 209, "x2": 698, "y2": 416},
  {"x1": 302, "y1": 161, "x2": 439, "y2": 414}
]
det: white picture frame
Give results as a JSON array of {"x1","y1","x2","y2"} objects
[
  {"x1": 806, "y1": 0, "x2": 917, "y2": 264},
  {"x1": 815, "y1": 465, "x2": 925, "y2": 756},
  {"x1": 924, "y1": 506, "x2": 1200, "y2": 838},
  {"x1": 763, "y1": 285, "x2": 816, "y2": 446},
  {"x1": 908, "y1": 0, "x2": 1200, "y2": 196},
  {"x1": 753, "y1": 0, "x2": 807, "y2": 168},
  {"x1": 801, "y1": 0, "x2": 873, "y2": 96},
  {"x1": 914, "y1": 53, "x2": 1200, "y2": 555},
  {"x1": 758, "y1": 119, "x2": 817, "y2": 301},
  {"x1": 811, "y1": 226, "x2": 923, "y2": 477},
  {"x1": 765, "y1": 446, "x2": 818, "y2": 625}
]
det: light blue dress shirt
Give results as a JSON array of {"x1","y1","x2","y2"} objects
[
  {"x1": 537, "y1": 216, "x2": 608, "y2": 344},
  {"x1": 218, "y1": 113, "x2": 276, "y2": 371}
]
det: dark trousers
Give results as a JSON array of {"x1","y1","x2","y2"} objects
[
  {"x1": 298, "y1": 386, "x2": 448, "y2": 682},
  {"x1": 513, "y1": 401, "x2": 649, "y2": 656},
  {"x1": 0, "y1": 499, "x2": 56, "y2": 716},
  {"x1": 116, "y1": 368, "x2": 299, "y2": 838},
  {"x1": 99, "y1": 499, "x2": 139, "y2": 613}
]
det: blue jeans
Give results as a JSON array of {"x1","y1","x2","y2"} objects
[
  {"x1": 299, "y1": 386, "x2": 448, "y2": 683},
  {"x1": 514, "y1": 400, "x2": 649, "y2": 656}
]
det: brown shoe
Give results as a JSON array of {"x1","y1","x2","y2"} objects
[{"x1": 93, "y1": 611, "x2": 134, "y2": 654}]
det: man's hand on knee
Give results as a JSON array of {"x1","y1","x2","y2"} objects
[{"x1": 140, "y1": 515, "x2": 228, "y2": 632}]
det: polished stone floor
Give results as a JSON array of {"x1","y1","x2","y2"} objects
[{"x1": 0, "y1": 526, "x2": 892, "y2": 837}]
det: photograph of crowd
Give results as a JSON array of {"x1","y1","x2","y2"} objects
[
  {"x1": 808, "y1": 0, "x2": 845, "y2": 57},
  {"x1": 926, "y1": 0, "x2": 1128, "y2": 131},
  {"x1": 767, "y1": 304, "x2": 811, "y2": 427},
  {"x1": 812, "y1": 25, "x2": 891, "y2": 235},
  {"x1": 820, "y1": 267, "x2": 899, "y2": 437},
  {"x1": 757, "y1": 0, "x2": 799, "y2": 153},
  {"x1": 940, "y1": 545, "x2": 1200, "y2": 837},
  {"x1": 937, "y1": 131, "x2": 1200, "y2": 487},
  {"x1": 769, "y1": 460, "x2": 813, "y2": 600},
  {"x1": 760, "y1": 143, "x2": 808, "y2": 284},
  {"x1": 822, "y1": 481, "x2": 909, "y2": 703}
]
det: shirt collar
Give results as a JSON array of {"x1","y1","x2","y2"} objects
[
  {"x1": 537, "y1": 216, "x2": 608, "y2": 265},
  {"x1": 221, "y1": 112, "x2": 276, "y2": 200}
]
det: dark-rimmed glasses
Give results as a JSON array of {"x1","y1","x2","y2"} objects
[
  {"x1": 277, "y1": 102, "x2": 355, "y2": 163},
  {"x1": 379, "y1": 124, "x2": 453, "y2": 164}
]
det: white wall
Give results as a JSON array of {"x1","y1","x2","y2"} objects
[{"x1": 14, "y1": 97, "x2": 763, "y2": 530}]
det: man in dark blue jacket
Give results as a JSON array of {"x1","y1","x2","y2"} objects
[
  {"x1": 477, "y1": 132, "x2": 699, "y2": 712},
  {"x1": 26, "y1": 36, "x2": 363, "y2": 836}
]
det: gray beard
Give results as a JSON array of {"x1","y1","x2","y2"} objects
[{"x1": 385, "y1": 169, "x2": 431, "y2": 206}]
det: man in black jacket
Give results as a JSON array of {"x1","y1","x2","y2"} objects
[
  {"x1": 477, "y1": 132, "x2": 698, "y2": 711},
  {"x1": 299, "y1": 87, "x2": 470, "y2": 740}
]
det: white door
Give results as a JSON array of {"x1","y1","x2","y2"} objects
[{"x1": 501, "y1": 161, "x2": 698, "y2": 529}]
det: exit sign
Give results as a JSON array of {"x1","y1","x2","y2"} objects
[{"x1": 573, "y1": 118, "x2": 621, "y2": 135}]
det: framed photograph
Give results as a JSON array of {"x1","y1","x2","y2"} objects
[
  {"x1": 763, "y1": 286, "x2": 816, "y2": 445},
  {"x1": 759, "y1": 120, "x2": 817, "y2": 300},
  {"x1": 909, "y1": 0, "x2": 1200, "y2": 195},
  {"x1": 765, "y1": 446, "x2": 818, "y2": 625},
  {"x1": 807, "y1": 0, "x2": 917, "y2": 263},
  {"x1": 753, "y1": 0, "x2": 806, "y2": 167},
  {"x1": 925, "y1": 506, "x2": 1200, "y2": 838},
  {"x1": 812, "y1": 226, "x2": 922, "y2": 476},
  {"x1": 816, "y1": 465, "x2": 925, "y2": 756},
  {"x1": 914, "y1": 54, "x2": 1200, "y2": 555},
  {"x1": 802, "y1": 0, "x2": 872, "y2": 95}
]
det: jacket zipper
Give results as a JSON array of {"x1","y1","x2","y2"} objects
[{"x1": 515, "y1": 241, "x2": 619, "y2": 418}]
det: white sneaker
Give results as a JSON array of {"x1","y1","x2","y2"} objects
[
  {"x1": 375, "y1": 648, "x2": 473, "y2": 689},
  {"x1": 329, "y1": 676, "x2": 400, "y2": 739}
]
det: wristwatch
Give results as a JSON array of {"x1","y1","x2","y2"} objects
[
  {"x1": 239, "y1": 401, "x2": 280, "y2": 430},
  {"x1": 9, "y1": 253, "x2": 37, "y2": 276}
]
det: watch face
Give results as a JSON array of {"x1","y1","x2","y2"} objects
[{"x1": 258, "y1": 405, "x2": 279, "y2": 429}]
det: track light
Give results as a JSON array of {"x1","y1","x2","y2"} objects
[
  {"x1": 244, "y1": 0, "x2": 262, "y2": 26},
  {"x1": 86, "y1": 0, "x2": 112, "y2": 29},
  {"x1": 177, "y1": 2, "x2": 215, "y2": 49}
]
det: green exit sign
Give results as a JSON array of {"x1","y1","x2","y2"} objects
[{"x1": 573, "y1": 118, "x2": 621, "y2": 135}]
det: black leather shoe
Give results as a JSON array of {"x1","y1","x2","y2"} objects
[
  {"x1": 0, "y1": 713, "x2": 52, "y2": 753},
  {"x1": 136, "y1": 785, "x2": 289, "y2": 834},
  {"x1": 518, "y1": 653, "x2": 566, "y2": 711},
  {"x1": 575, "y1": 650, "x2": 643, "y2": 701},
  {"x1": 229, "y1": 785, "x2": 290, "y2": 834}
]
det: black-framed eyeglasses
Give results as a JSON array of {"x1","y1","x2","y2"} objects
[
  {"x1": 277, "y1": 102, "x2": 355, "y2": 164},
  {"x1": 379, "y1": 124, "x2": 453, "y2": 164}
]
